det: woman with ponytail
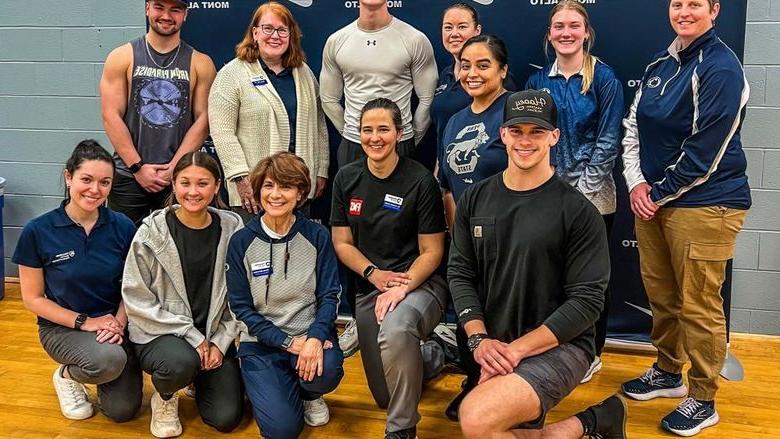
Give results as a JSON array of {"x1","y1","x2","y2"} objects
[{"x1": 526, "y1": 0, "x2": 624, "y2": 383}]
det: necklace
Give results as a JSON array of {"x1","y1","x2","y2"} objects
[{"x1": 145, "y1": 37, "x2": 181, "y2": 70}]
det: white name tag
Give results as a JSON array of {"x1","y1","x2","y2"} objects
[
  {"x1": 382, "y1": 194, "x2": 404, "y2": 212},
  {"x1": 251, "y1": 260, "x2": 272, "y2": 277}
]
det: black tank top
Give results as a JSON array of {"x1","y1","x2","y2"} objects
[{"x1": 115, "y1": 37, "x2": 194, "y2": 175}]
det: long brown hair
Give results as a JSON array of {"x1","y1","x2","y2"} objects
[
  {"x1": 545, "y1": 0, "x2": 598, "y2": 95},
  {"x1": 168, "y1": 151, "x2": 228, "y2": 209},
  {"x1": 235, "y1": 1, "x2": 305, "y2": 68}
]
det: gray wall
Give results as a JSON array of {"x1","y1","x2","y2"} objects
[
  {"x1": 733, "y1": 0, "x2": 780, "y2": 334},
  {"x1": 0, "y1": 1, "x2": 778, "y2": 334}
]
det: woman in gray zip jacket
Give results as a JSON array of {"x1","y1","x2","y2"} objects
[{"x1": 122, "y1": 151, "x2": 244, "y2": 439}]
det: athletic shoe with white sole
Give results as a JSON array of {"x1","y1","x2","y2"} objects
[
  {"x1": 303, "y1": 397, "x2": 330, "y2": 427},
  {"x1": 578, "y1": 394, "x2": 628, "y2": 439},
  {"x1": 339, "y1": 319, "x2": 359, "y2": 358},
  {"x1": 581, "y1": 356, "x2": 603, "y2": 384},
  {"x1": 661, "y1": 397, "x2": 719, "y2": 437},
  {"x1": 52, "y1": 365, "x2": 94, "y2": 420},
  {"x1": 621, "y1": 363, "x2": 687, "y2": 401},
  {"x1": 150, "y1": 392, "x2": 182, "y2": 438}
]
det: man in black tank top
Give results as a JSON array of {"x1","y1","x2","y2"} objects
[{"x1": 100, "y1": 0, "x2": 216, "y2": 225}]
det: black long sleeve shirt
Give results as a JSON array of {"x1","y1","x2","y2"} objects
[{"x1": 448, "y1": 174, "x2": 609, "y2": 359}]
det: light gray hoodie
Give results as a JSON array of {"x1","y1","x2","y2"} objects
[{"x1": 122, "y1": 206, "x2": 242, "y2": 354}]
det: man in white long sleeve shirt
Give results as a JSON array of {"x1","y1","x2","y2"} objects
[{"x1": 320, "y1": 0, "x2": 438, "y2": 166}]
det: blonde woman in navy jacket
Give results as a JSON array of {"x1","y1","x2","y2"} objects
[
  {"x1": 620, "y1": 0, "x2": 750, "y2": 436},
  {"x1": 526, "y1": 0, "x2": 624, "y2": 384}
]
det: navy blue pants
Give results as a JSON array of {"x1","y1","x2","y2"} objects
[{"x1": 240, "y1": 338, "x2": 344, "y2": 439}]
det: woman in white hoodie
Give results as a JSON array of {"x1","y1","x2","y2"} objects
[{"x1": 122, "y1": 151, "x2": 243, "y2": 438}]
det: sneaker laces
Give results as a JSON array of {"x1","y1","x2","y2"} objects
[
  {"x1": 676, "y1": 398, "x2": 704, "y2": 418},
  {"x1": 639, "y1": 366, "x2": 663, "y2": 386},
  {"x1": 158, "y1": 396, "x2": 179, "y2": 422},
  {"x1": 61, "y1": 378, "x2": 88, "y2": 406}
]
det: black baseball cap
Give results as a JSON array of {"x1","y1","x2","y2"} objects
[{"x1": 502, "y1": 90, "x2": 557, "y2": 130}]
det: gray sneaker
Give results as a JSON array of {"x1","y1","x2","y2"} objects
[{"x1": 339, "y1": 319, "x2": 359, "y2": 358}]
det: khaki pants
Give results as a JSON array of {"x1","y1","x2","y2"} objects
[{"x1": 635, "y1": 206, "x2": 747, "y2": 401}]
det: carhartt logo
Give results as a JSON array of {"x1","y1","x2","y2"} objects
[
  {"x1": 287, "y1": 0, "x2": 313, "y2": 6},
  {"x1": 367, "y1": 40, "x2": 377, "y2": 46}
]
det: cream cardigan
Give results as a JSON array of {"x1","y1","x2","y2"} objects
[{"x1": 208, "y1": 58, "x2": 329, "y2": 205}]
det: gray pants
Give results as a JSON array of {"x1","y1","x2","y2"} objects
[
  {"x1": 38, "y1": 321, "x2": 143, "y2": 422},
  {"x1": 355, "y1": 275, "x2": 446, "y2": 432}
]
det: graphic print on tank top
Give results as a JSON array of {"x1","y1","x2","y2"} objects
[
  {"x1": 132, "y1": 69, "x2": 190, "y2": 129},
  {"x1": 446, "y1": 122, "x2": 489, "y2": 178}
]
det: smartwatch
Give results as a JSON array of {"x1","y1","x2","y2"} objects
[
  {"x1": 74, "y1": 313, "x2": 88, "y2": 330},
  {"x1": 281, "y1": 335, "x2": 293, "y2": 350},
  {"x1": 363, "y1": 264, "x2": 377, "y2": 280},
  {"x1": 467, "y1": 333, "x2": 489, "y2": 352},
  {"x1": 129, "y1": 160, "x2": 145, "y2": 174}
]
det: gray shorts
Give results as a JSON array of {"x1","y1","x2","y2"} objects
[{"x1": 514, "y1": 343, "x2": 590, "y2": 429}]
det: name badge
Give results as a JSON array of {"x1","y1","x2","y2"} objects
[
  {"x1": 382, "y1": 194, "x2": 403, "y2": 212},
  {"x1": 251, "y1": 76, "x2": 268, "y2": 87},
  {"x1": 251, "y1": 260, "x2": 273, "y2": 277}
]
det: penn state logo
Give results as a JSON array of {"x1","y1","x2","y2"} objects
[
  {"x1": 646, "y1": 76, "x2": 662, "y2": 89},
  {"x1": 287, "y1": 0, "x2": 313, "y2": 6},
  {"x1": 471, "y1": 0, "x2": 494, "y2": 4}
]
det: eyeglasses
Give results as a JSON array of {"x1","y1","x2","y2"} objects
[{"x1": 257, "y1": 24, "x2": 290, "y2": 38}]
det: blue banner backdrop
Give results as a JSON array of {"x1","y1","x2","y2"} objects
[{"x1": 180, "y1": 0, "x2": 748, "y2": 343}]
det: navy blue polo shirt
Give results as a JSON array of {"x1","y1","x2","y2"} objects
[
  {"x1": 431, "y1": 63, "x2": 518, "y2": 166},
  {"x1": 12, "y1": 203, "x2": 136, "y2": 324},
  {"x1": 261, "y1": 60, "x2": 298, "y2": 153}
]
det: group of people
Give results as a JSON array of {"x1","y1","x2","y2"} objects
[{"x1": 12, "y1": 0, "x2": 751, "y2": 438}]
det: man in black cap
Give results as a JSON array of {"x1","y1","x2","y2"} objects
[
  {"x1": 100, "y1": 0, "x2": 216, "y2": 225},
  {"x1": 449, "y1": 90, "x2": 627, "y2": 438}
]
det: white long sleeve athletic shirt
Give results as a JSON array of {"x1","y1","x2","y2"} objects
[{"x1": 320, "y1": 17, "x2": 438, "y2": 145}]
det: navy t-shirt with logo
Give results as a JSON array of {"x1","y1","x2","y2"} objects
[
  {"x1": 12, "y1": 204, "x2": 136, "y2": 324},
  {"x1": 439, "y1": 92, "x2": 509, "y2": 201},
  {"x1": 331, "y1": 157, "x2": 446, "y2": 295}
]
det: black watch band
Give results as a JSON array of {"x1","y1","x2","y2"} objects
[
  {"x1": 129, "y1": 160, "x2": 145, "y2": 174},
  {"x1": 74, "y1": 313, "x2": 88, "y2": 330},
  {"x1": 362, "y1": 264, "x2": 377, "y2": 280},
  {"x1": 281, "y1": 335, "x2": 293, "y2": 350},
  {"x1": 467, "y1": 333, "x2": 489, "y2": 352}
]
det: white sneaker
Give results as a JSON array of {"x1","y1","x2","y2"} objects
[
  {"x1": 150, "y1": 392, "x2": 182, "y2": 438},
  {"x1": 581, "y1": 356, "x2": 603, "y2": 384},
  {"x1": 339, "y1": 319, "x2": 359, "y2": 358},
  {"x1": 52, "y1": 365, "x2": 93, "y2": 420},
  {"x1": 303, "y1": 397, "x2": 330, "y2": 427}
]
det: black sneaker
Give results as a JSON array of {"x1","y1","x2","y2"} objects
[
  {"x1": 385, "y1": 426, "x2": 417, "y2": 439},
  {"x1": 445, "y1": 378, "x2": 475, "y2": 422},
  {"x1": 622, "y1": 363, "x2": 687, "y2": 401},
  {"x1": 661, "y1": 398, "x2": 719, "y2": 437},
  {"x1": 581, "y1": 394, "x2": 628, "y2": 439}
]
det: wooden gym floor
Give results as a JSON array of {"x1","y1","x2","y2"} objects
[{"x1": 1, "y1": 283, "x2": 778, "y2": 438}]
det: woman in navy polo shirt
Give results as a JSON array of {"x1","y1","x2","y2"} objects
[
  {"x1": 526, "y1": 0, "x2": 624, "y2": 384},
  {"x1": 13, "y1": 140, "x2": 142, "y2": 422},
  {"x1": 122, "y1": 152, "x2": 244, "y2": 438}
]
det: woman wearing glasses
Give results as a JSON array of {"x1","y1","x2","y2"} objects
[{"x1": 209, "y1": 1, "x2": 329, "y2": 222}]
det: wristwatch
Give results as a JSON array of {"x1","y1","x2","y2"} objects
[
  {"x1": 467, "y1": 333, "x2": 489, "y2": 352},
  {"x1": 129, "y1": 160, "x2": 145, "y2": 174},
  {"x1": 281, "y1": 335, "x2": 293, "y2": 350},
  {"x1": 363, "y1": 264, "x2": 377, "y2": 280},
  {"x1": 74, "y1": 313, "x2": 88, "y2": 330}
]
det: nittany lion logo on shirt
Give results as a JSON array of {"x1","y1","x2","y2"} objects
[
  {"x1": 446, "y1": 123, "x2": 489, "y2": 176},
  {"x1": 646, "y1": 76, "x2": 662, "y2": 89}
]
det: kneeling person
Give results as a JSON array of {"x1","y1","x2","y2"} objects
[{"x1": 449, "y1": 90, "x2": 626, "y2": 438}]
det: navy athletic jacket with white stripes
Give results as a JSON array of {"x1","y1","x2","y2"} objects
[{"x1": 622, "y1": 28, "x2": 751, "y2": 209}]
